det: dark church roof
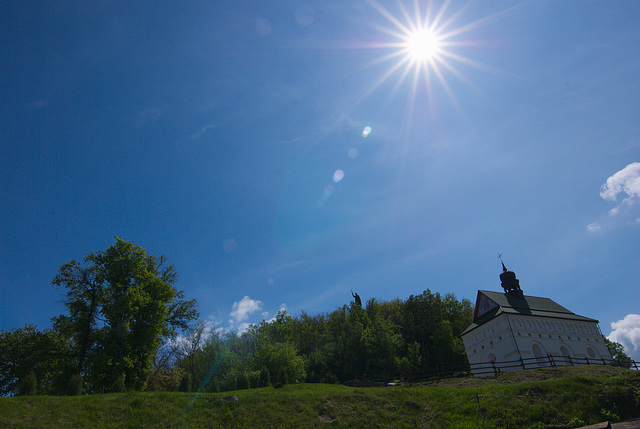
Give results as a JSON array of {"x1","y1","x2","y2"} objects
[{"x1": 461, "y1": 290, "x2": 599, "y2": 336}]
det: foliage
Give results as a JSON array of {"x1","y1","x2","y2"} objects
[
  {"x1": 50, "y1": 237, "x2": 198, "y2": 393},
  {"x1": 179, "y1": 374, "x2": 192, "y2": 393},
  {"x1": 161, "y1": 289, "x2": 472, "y2": 392},
  {"x1": 18, "y1": 371, "x2": 38, "y2": 396},
  {"x1": 66, "y1": 374, "x2": 83, "y2": 396},
  {"x1": 0, "y1": 325, "x2": 71, "y2": 396},
  {"x1": 259, "y1": 366, "x2": 271, "y2": 387},
  {"x1": 251, "y1": 342, "x2": 305, "y2": 384},
  {"x1": 3, "y1": 244, "x2": 474, "y2": 395},
  {"x1": 605, "y1": 338, "x2": 633, "y2": 368}
]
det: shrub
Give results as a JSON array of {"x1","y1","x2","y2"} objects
[
  {"x1": 259, "y1": 367, "x2": 271, "y2": 387},
  {"x1": 18, "y1": 371, "x2": 38, "y2": 396},
  {"x1": 249, "y1": 370, "x2": 261, "y2": 389},
  {"x1": 277, "y1": 367, "x2": 289, "y2": 386},
  {"x1": 111, "y1": 374, "x2": 126, "y2": 393},
  {"x1": 179, "y1": 374, "x2": 193, "y2": 392},
  {"x1": 67, "y1": 373, "x2": 83, "y2": 396},
  {"x1": 237, "y1": 372, "x2": 250, "y2": 390}
]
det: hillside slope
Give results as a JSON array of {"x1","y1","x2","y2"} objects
[{"x1": 0, "y1": 366, "x2": 637, "y2": 428}]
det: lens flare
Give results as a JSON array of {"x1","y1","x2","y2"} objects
[
  {"x1": 362, "y1": 126, "x2": 372, "y2": 137},
  {"x1": 333, "y1": 170, "x2": 344, "y2": 183},
  {"x1": 348, "y1": 147, "x2": 359, "y2": 159}
]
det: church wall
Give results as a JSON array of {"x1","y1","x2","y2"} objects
[{"x1": 462, "y1": 313, "x2": 611, "y2": 376}]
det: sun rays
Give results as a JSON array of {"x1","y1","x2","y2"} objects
[{"x1": 361, "y1": 0, "x2": 509, "y2": 111}]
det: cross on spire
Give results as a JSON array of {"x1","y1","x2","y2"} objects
[{"x1": 498, "y1": 252, "x2": 507, "y2": 272}]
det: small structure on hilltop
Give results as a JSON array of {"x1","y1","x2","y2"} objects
[{"x1": 460, "y1": 263, "x2": 612, "y2": 376}]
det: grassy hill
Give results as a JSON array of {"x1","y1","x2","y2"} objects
[{"x1": 1, "y1": 366, "x2": 638, "y2": 428}]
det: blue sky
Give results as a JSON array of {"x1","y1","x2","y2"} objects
[{"x1": 1, "y1": 1, "x2": 639, "y2": 358}]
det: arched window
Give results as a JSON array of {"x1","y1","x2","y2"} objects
[
  {"x1": 559, "y1": 345, "x2": 573, "y2": 366},
  {"x1": 587, "y1": 347, "x2": 598, "y2": 359},
  {"x1": 532, "y1": 344, "x2": 546, "y2": 366}
]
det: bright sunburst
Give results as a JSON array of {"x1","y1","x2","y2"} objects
[
  {"x1": 362, "y1": 0, "x2": 506, "y2": 109},
  {"x1": 405, "y1": 27, "x2": 441, "y2": 62}
]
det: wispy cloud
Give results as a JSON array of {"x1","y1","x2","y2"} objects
[
  {"x1": 608, "y1": 314, "x2": 640, "y2": 361},
  {"x1": 588, "y1": 162, "x2": 640, "y2": 231},
  {"x1": 190, "y1": 122, "x2": 217, "y2": 139}
]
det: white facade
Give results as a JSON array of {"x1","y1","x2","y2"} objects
[
  {"x1": 462, "y1": 311, "x2": 611, "y2": 375},
  {"x1": 461, "y1": 266, "x2": 611, "y2": 376}
]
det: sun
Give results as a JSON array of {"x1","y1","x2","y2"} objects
[
  {"x1": 360, "y1": 0, "x2": 504, "y2": 108},
  {"x1": 404, "y1": 27, "x2": 442, "y2": 63}
]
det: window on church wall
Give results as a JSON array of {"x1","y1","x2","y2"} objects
[
  {"x1": 532, "y1": 344, "x2": 546, "y2": 365},
  {"x1": 587, "y1": 347, "x2": 597, "y2": 358},
  {"x1": 560, "y1": 345, "x2": 572, "y2": 366}
]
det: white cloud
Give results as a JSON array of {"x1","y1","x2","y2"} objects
[
  {"x1": 230, "y1": 296, "x2": 264, "y2": 324},
  {"x1": 608, "y1": 314, "x2": 640, "y2": 361},
  {"x1": 236, "y1": 322, "x2": 252, "y2": 334},
  {"x1": 600, "y1": 162, "x2": 640, "y2": 202},
  {"x1": 225, "y1": 297, "x2": 289, "y2": 335},
  {"x1": 588, "y1": 162, "x2": 640, "y2": 231}
]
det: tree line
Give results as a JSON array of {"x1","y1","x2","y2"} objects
[
  {"x1": 0, "y1": 238, "x2": 631, "y2": 396},
  {"x1": 148, "y1": 289, "x2": 474, "y2": 394}
]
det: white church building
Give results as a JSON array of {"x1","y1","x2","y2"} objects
[{"x1": 461, "y1": 264, "x2": 612, "y2": 376}]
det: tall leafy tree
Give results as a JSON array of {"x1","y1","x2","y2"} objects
[{"x1": 52, "y1": 237, "x2": 198, "y2": 392}]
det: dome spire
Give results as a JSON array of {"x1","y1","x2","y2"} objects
[{"x1": 498, "y1": 258, "x2": 523, "y2": 297}]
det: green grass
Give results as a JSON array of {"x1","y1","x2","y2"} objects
[{"x1": 1, "y1": 366, "x2": 638, "y2": 428}]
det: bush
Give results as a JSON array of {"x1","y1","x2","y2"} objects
[
  {"x1": 277, "y1": 367, "x2": 289, "y2": 386},
  {"x1": 249, "y1": 370, "x2": 261, "y2": 389},
  {"x1": 111, "y1": 374, "x2": 126, "y2": 393},
  {"x1": 259, "y1": 367, "x2": 271, "y2": 387},
  {"x1": 179, "y1": 374, "x2": 193, "y2": 392},
  {"x1": 322, "y1": 372, "x2": 338, "y2": 384},
  {"x1": 237, "y1": 372, "x2": 250, "y2": 390},
  {"x1": 567, "y1": 417, "x2": 586, "y2": 428},
  {"x1": 67, "y1": 373, "x2": 83, "y2": 396},
  {"x1": 18, "y1": 371, "x2": 38, "y2": 396},
  {"x1": 221, "y1": 376, "x2": 237, "y2": 392}
]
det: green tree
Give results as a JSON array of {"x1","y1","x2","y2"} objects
[
  {"x1": 52, "y1": 238, "x2": 198, "y2": 392},
  {"x1": 605, "y1": 338, "x2": 633, "y2": 368},
  {"x1": 0, "y1": 325, "x2": 71, "y2": 396},
  {"x1": 251, "y1": 342, "x2": 306, "y2": 384}
]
